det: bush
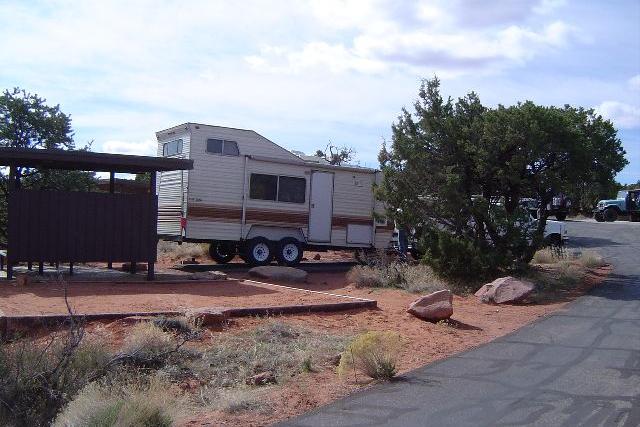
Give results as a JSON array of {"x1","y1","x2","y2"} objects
[
  {"x1": 54, "y1": 376, "x2": 177, "y2": 427},
  {"x1": 337, "y1": 331, "x2": 401, "y2": 381},
  {"x1": 120, "y1": 323, "x2": 175, "y2": 367},
  {"x1": 347, "y1": 263, "x2": 451, "y2": 294},
  {"x1": 576, "y1": 250, "x2": 605, "y2": 268},
  {"x1": 157, "y1": 241, "x2": 207, "y2": 260},
  {"x1": 532, "y1": 248, "x2": 556, "y2": 264},
  {"x1": 0, "y1": 334, "x2": 110, "y2": 427},
  {"x1": 152, "y1": 316, "x2": 196, "y2": 336}
]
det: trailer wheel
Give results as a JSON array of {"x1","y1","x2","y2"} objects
[
  {"x1": 246, "y1": 237, "x2": 273, "y2": 266},
  {"x1": 604, "y1": 207, "x2": 618, "y2": 222},
  {"x1": 276, "y1": 238, "x2": 303, "y2": 266},
  {"x1": 209, "y1": 241, "x2": 236, "y2": 264},
  {"x1": 594, "y1": 212, "x2": 605, "y2": 222},
  {"x1": 555, "y1": 212, "x2": 567, "y2": 221}
]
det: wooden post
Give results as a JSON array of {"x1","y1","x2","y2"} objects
[
  {"x1": 69, "y1": 262, "x2": 74, "y2": 276},
  {"x1": 107, "y1": 171, "x2": 115, "y2": 270},
  {"x1": 147, "y1": 171, "x2": 157, "y2": 281},
  {"x1": 6, "y1": 166, "x2": 15, "y2": 280},
  {"x1": 39, "y1": 262, "x2": 44, "y2": 275},
  {"x1": 27, "y1": 261, "x2": 32, "y2": 271}
]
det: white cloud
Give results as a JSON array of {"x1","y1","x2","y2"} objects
[
  {"x1": 596, "y1": 101, "x2": 640, "y2": 129},
  {"x1": 630, "y1": 74, "x2": 640, "y2": 90},
  {"x1": 102, "y1": 139, "x2": 157, "y2": 156}
]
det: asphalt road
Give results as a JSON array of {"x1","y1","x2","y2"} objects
[{"x1": 280, "y1": 220, "x2": 640, "y2": 427}]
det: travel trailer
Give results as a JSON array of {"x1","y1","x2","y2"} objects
[{"x1": 156, "y1": 123, "x2": 393, "y2": 266}]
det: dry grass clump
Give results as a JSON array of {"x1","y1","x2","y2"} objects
[
  {"x1": 338, "y1": 331, "x2": 401, "y2": 381},
  {"x1": 347, "y1": 263, "x2": 451, "y2": 294},
  {"x1": 54, "y1": 376, "x2": 181, "y2": 427},
  {"x1": 575, "y1": 250, "x2": 606, "y2": 268},
  {"x1": 200, "y1": 387, "x2": 270, "y2": 414},
  {"x1": 532, "y1": 248, "x2": 557, "y2": 264},
  {"x1": 120, "y1": 323, "x2": 176, "y2": 367},
  {"x1": 157, "y1": 241, "x2": 208, "y2": 260},
  {"x1": 197, "y1": 321, "x2": 347, "y2": 388}
]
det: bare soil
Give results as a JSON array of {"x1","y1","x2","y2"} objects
[{"x1": 0, "y1": 278, "x2": 364, "y2": 316}]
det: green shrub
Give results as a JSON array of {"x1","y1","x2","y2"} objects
[
  {"x1": 152, "y1": 316, "x2": 195, "y2": 335},
  {"x1": 0, "y1": 335, "x2": 111, "y2": 427},
  {"x1": 338, "y1": 331, "x2": 401, "y2": 381}
]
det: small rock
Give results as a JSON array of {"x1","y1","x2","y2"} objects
[
  {"x1": 248, "y1": 265, "x2": 308, "y2": 283},
  {"x1": 15, "y1": 274, "x2": 32, "y2": 287},
  {"x1": 184, "y1": 307, "x2": 228, "y2": 326},
  {"x1": 475, "y1": 276, "x2": 535, "y2": 304},
  {"x1": 189, "y1": 271, "x2": 227, "y2": 281},
  {"x1": 246, "y1": 371, "x2": 277, "y2": 386},
  {"x1": 313, "y1": 254, "x2": 321, "y2": 260},
  {"x1": 407, "y1": 290, "x2": 453, "y2": 322},
  {"x1": 328, "y1": 353, "x2": 342, "y2": 366}
]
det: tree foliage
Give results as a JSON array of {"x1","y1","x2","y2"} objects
[
  {"x1": 378, "y1": 78, "x2": 627, "y2": 280},
  {"x1": 315, "y1": 142, "x2": 356, "y2": 165},
  {"x1": 0, "y1": 88, "x2": 96, "y2": 245}
]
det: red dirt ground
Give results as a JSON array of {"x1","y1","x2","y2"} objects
[{"x1": 0, "y1": 278, "x2": 366, "y2": 316}]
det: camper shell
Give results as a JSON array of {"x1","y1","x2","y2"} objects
[{"x1": 156, "y1": 123, "x2": 393, "y2": 265}]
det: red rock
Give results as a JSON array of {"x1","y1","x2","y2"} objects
[
  {"x1": 475, "y1": 276, "x2": 535, "y2": 304},
  {"x1": 407, "y1": 290, "x2": 453, "y2": 322},
  {"x1": 184, "y1": 307, "x2": 228, "y2": 326}
]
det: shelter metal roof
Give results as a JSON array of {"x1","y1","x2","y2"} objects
[{"x1": 0, "y1": 147, "x2": 193, "y2": 173}]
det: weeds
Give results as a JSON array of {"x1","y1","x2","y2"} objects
[
  {"x1": 119, "y1": 323, "x2": 176, "y2": 368},
  {"x1": 338, "y1": 331, "x2": 401, "y2": 381},
  {"x1": 347, "y1": 263, "x2": 453, "y2": 294},
  {"x1": 157, "y1": 241, "x2": 207, "y2": 260}
]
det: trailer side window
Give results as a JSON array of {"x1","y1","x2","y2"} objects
[
  {"x1": 162, "y1": 139, "x2": 183, "y2": 156},
  {"x1": 249, "y1": 174, "x2": 306, "y2": 204},
  {"x1": 278, "y1": 176, "x2": 306, "y2": 203},
  {"x1": 250, "y1": 174, "x2": 278, "y2": 201},
  {"x1": 207, "y1": 139, "x2": 240, "y2": 156}
]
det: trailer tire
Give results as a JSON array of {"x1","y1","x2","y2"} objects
[
  {"x1": 555, "y1": 212, "x2": 567, "y2": 221},
  {"x1": 276, "y1": 238, "x2": 303, "y2": 266},
  {"x1": 594, "y1": 212, "x2": 605, "y2": 222},
  {"x1": 246, "y1": 237, "x2": 273, "y2": 266},
  {"x1": 604, "y1": 207, "x2": 618, "y2": 222},
  {"x1": 209, "y1": 241, "x2": 236, "y2": 264}
]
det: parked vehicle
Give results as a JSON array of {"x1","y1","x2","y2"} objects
[
  {"x1": 520, "y1": 195, "x2": 570, "y2": 221},
  {"x1": 593, "y1": 189, "x2": 640, "y2": 222},
  {"x1": 155, "y1": 123, "x2": 393, "y2": 266}
]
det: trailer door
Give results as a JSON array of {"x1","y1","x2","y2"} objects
[
  {"x1": 308, "y1": 171, "x2": 334, "y2": 242},
  {"x1": 157, "y1": 169, "x2": 184, "y2": 238}
]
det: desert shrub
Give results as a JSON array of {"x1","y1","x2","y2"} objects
[
  {"x1": 199, "y1": 387, "x2": 269, "y2": 414},
  {"x1": 0, "y1": 333, "x2": 110, "y2": 427},
  {"x1": 338, "y1": 331, "x2": 401, "y2": 381},
  {"x1": 54, "y1": 376, "x2": 178, "y2": 427},
  {"x1": 576, "y1": 250, "x2": 605, "y2": 268},
  {"x1": 532, "y1": 248, "x2": 556, "y2": 264},
  {"x1": 119, "y1": 323, "x2": 175, "y2": 368},
  {"x1": 347, "y1": 263, "x2": 452, "y2": 294},
  {"x1": 157, "y1": 241, "x2": 207, "y2": 260},
  {"x1": 153, "y1": 316, "x2": 195, "y2": 336},
  {"x1": 199, "y1": 321, "x2": 347, "y2": 388}
]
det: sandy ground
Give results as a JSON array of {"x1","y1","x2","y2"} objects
[{"x1": 0, "y1": 278, "x2": 365, "y2": 316}]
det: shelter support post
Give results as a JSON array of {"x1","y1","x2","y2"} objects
[
  {"x1": 6, "y1": 166, "x2": 15, "y2": 280},
  {"x1": 107, "y1": 170, "x2": 115, "y2": 270},
  {"x1": 147, "y1": 171, "x2": 157, "y2": 281}
]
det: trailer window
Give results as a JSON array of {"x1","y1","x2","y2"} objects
[
  {"x1": 278, "y1": 176, "x2": 306, "y2": 203},
  {"x1": 207, "y1": 139, "x2": 240, "y2": 156},
  {"x1": 162, "y1": 139, "x2": 183, "y2": 156},
  {"x1": 249, "y1": 174, "x2": 306, "y2": 203},
  {"x1": 250, "y1": 174, "x2": 278, "y2": 201}
]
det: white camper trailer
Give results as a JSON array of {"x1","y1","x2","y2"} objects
[{"x1": 156, "y1": 123, "x2": 393, "y2": 266}]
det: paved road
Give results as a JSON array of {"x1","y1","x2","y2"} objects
[{"x1": 281, "y1": 220, "x2": 640, "y2": 427}]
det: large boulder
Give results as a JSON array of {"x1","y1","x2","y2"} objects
[
  {"x1": 248, "y1": 265, "x2": 308, "y2": 283},
  {"x1": 475, "y1": 276, "x2": 535, "y2": 304},
  {"x1": 407, "y1": 290, "x2": 453, "y2": 322},
  {"x1": 184, "y1": 307, "x2": 229, "y2": 326}
]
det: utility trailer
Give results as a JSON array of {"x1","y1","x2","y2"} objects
[{"x1": 156, "y1": 123, "x2": 393, "y2": 266}]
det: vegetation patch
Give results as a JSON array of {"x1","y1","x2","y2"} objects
[
  {"x1": 347, "y1": 262, "x2": 463, "y2": 294},
  {"x1": 338, "y1": 331, "x2": 402, "y2": 381}
]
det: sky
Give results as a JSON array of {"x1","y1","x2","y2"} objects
[{"x1": 1, "y1": 0, "x2": 639, "y2": 183}]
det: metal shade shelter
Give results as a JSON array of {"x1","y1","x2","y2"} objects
[{"x1": 1, "y1": 147, "x2": 193, "y2": 280}]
